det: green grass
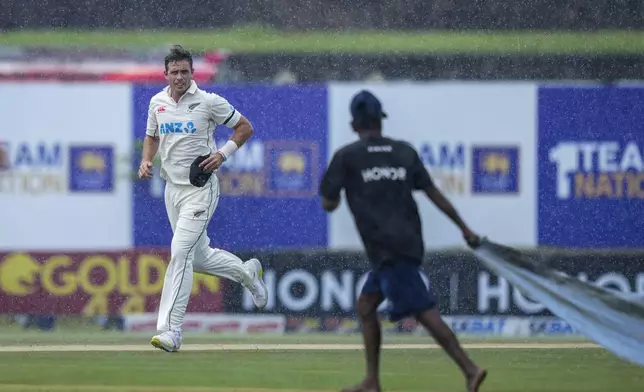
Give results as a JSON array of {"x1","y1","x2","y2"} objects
[
  {"x1": 0, "y1": 329, "x2": 639, "y2": 391},
  {"x1": 0, "y1": 329, "x2": 590, "y2": 346},
  {"x1": 2, "y1": 28, "x2": 644, "y2": 54},
  {"x1": 0, "y1": 348, "x2": 641, "y2": 391}
]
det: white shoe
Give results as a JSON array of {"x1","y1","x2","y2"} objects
[
  {"x1": 244, "y1": 258, "x2": 268, "y2": 309},
  {"x1": 151, "y1": 330, "x2": 182, "y2": 352}
]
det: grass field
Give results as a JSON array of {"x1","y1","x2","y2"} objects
[
  {"x1": 0, "y1": 330, "x2": 641, "y2": 391},
  {"x1": 2, "y1": 28, "x2": 644, "y2": 54}
]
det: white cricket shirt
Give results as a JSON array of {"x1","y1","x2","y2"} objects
[{"x1": 146, "y1": 80, "x2": 242, "y2": 185}]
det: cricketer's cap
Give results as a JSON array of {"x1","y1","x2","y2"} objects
[{"x1": 350, "y1": 90, "x2": 388, "y2": 127}]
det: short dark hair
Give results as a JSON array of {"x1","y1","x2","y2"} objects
[{"x1": 164, "y1": 45, "x2": 193, "y2": 71}]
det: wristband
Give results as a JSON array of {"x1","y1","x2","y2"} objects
[{"x1": 217, "y1": 140, "x2": 239, "y2": 161}]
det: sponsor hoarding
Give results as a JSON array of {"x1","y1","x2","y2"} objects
[
  {"x1": 1, "y1": 247, "x2": 641, "y2": 326},
  {"x1": 0, "y1": 83, "x2": 133, "y2": 250},
  {"x1": 4, "y1": 81, "x2": 643, "y2": 267},
  {"x1": 328, "y1": 82, "x2": 538, "y2": 251},
  {"x1": 124, "y1": 313, "x2": 286, "y2": 334},
  {"x1": 0, "y1": 250, "x2": 223, "y2": 316},
  {"x1": 537, "y1": 86, "x2": 644, "y2": 248},
  {"x1": 224, "y1": 250, "x2": 644, "y2": 317},
  {"x1": 132, "y1": 85, "x2": 329, "y2": 252}
]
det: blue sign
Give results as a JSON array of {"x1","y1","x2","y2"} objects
[
  {"x1": 529, "y1": 318, "x2": 577, "y2": 336},
  {"x1": 449, "y1": 317, "x2": 507, "y2": 335},
  {"x1": 68, "y1": 146, "x2": 114, "y2": 193},
  {"x1": 538, "y1": 86, "x2": 644, "y2": 248},
  {"x1": 265, "y1": 141, "x2": 319, "y2": 197},
  {"x1": 471, "y1": 146, "x2": 519, "y2": 194},
  {"x1": 132, "y1": 85, "x2": 329, "y2": 251},
  {"x1": 2, "y1": 142, "x2": 62, "y2": 168}
]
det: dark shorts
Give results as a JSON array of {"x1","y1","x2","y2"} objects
[{"x1": 360, "y1": 262, "x2": 436, "y2": 322}]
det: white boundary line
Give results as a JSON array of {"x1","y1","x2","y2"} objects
[{"x1": 0, "y1": 343, "x2": 600, "y2": 352}]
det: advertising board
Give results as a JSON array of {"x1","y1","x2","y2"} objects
[
  {"x1": 282, "y1": 315, "x2": 579, "y2": 337},
  {"x1": 223, "y1": 250, "x2": 644, "y2": 318},
  {"x1": 124, "y1": 313, "x2": 286, "y2": 334},
  {"x1": 0, "y1": 83, "x2": 133, "y2": 250},
  {"x1": 0, "y1": 250, "x2": 223, "y2": 316},
  {"x1": 537, "y1": 86, "x2": 644, "y2": 248},
  {"x1": 1, "y1": 247, "x2": 641, "y2": 325},
  {"x1": 327, "y1": 82, "x2": 538, "y2": 251},
  {"x1": 131, "y1": 85, "x2": 329, "y2": 252}
]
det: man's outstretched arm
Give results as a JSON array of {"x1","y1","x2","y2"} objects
[
  {"x1": 424, "y1": 184, "x2": 468, "y2": 231},
  {"x1": 423, "y1": 184, "x2": 480, "y2": 248},
  {"x1": 408, "y1": 144, "x2": 479, "y2": 248}
]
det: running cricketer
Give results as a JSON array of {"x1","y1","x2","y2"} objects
[
  {"x1": 138, "y1": 45, "x2": 268, "y2": 352},
  {"x1": 320, "y1": 90, "x2": 487, "y2": 392}
]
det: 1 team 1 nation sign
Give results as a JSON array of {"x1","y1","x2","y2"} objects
[{"x1": 0, "y1": 250, "x2": 224, "y2": 316}]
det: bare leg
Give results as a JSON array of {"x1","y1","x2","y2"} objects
[
  {"x1": 415, "y1": 308, "x2": 487, "y2": 392},
  {"x1": 341, "y1": 293, "x2": 384, "y2": 392}
]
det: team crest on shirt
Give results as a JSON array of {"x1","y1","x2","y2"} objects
[{"x1": 186, "y1": 102, "x2": 201, "y2": 113}]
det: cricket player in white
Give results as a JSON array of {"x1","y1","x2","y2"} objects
[{"x1": 138, "y1": 45, "x2": 268, "y2": 352}]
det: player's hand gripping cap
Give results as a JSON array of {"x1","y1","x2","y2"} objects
[{"x1": 190, "y1": 154, "x2": 213, "y2": 187}]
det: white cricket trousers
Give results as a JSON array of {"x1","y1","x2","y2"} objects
[{"x1": 157, "y1": 175, "x2": 253, "y2": 332}]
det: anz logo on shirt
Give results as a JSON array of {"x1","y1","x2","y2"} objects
[
  {"x1": 159, "y1": 121, "x2": 197, "y2": 135},
  {"x1": 361, "y1": 166, "x2": 407, "y2": 183}
]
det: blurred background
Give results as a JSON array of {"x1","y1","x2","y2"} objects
[{"x1": 0, "y1": 0, "x2": 643, "y2": 339}]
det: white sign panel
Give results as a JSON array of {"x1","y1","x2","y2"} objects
[
  {"x1": 328, "y1": 82, "x2": 538, "y2": 250},
  {"x1": 0, "y1": 83, "x2": 133, "y2": 250},
  {"x1": 124, "y1": 313, "x2": 286, "y2": 334}
]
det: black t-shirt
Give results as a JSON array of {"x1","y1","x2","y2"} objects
[{"x1": 320, "y1": 135, "x2": 434, "y2": 267}]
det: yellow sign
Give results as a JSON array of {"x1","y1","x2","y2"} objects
[{"x1": 0, "y1": 252, "x2": 220, "y2": 316}]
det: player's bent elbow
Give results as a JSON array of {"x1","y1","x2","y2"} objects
[
  {"x1": 233, "y1": 118, "x2": 254, "y2": 142},
  {"x1": 245, "y1": 124, "x2": 255, "y2": 138}
]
